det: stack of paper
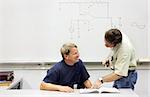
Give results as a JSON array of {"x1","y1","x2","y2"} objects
[
  {"x1": 0, "y1": 81, "x2": 12, "y2": 86},
  {"x1": 79, "y1": 87, "x2": 120, "y2": 94}
]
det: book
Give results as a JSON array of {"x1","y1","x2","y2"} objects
[
  {"x1": 79, "y1": 87, "x2": 120, "y2": 94},
  {"x1": 0, "y1": 71, "x2": 14, "y2": 81},
  {"x1": 0, "y1": 81, "x2": 12, "y2": 86}
]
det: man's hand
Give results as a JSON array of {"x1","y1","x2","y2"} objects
[
  {"x1": 92, "y1": 80, "x2": 103, "y2": 89},
  {"x1": 58, "y1": 86, "x2": 74, "y2": 93},
  {"x1": 102, "y1": 59, "x2": 110, "y2": 67}
]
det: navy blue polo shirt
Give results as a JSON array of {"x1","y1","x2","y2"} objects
[{"x1": 43, "y1": 59, "x2": 90, "y2": 89}]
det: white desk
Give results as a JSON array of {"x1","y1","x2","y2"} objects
[
  {"x1": 0, "y1": 77, "x2": 22, "y2": 90},
  {"x1": 0, "y1": 89, "x2": 139, "y2": 97}
]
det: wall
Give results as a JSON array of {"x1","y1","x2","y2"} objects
[
  {"x1": 0, "y1": 63, "x2": 150, "y2": 97},
  {"x1": 14, "y1": 68, "x2": 150, "y2": 97},
  {"x1": 147, "y1": 0, "x2": 150, "y2": 96},
  {"x1": 148, "y1": 0, "x2": 150, "y2": 57},
  {"x1": 148, "y1": 70, "x2": 150, "y2": 97}
]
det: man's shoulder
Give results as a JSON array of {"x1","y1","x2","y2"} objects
[
  {"x1": 78, "y1": 59, "x2": 83, "y2": 63},
  {"x1": 50, "y1": 61, "x2": 63, "y2": 70},
  {"x1": 75, "y1": 59, "x2": 83, "y2": 65},
  {"x1": 76, "y1": 59, "x2": 86, "y2": 68}
]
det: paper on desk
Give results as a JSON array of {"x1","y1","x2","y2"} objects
[
  {"x1": 79, "y1": 87, "x2": 120, "y2": 94},
  {"x1": 79, "y1": 89, "x2": 99, "y2": 94}
]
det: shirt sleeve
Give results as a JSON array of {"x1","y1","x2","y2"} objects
[
  {"x1": 43, "y1": 67, "x2": 59, "y2": 84},
  {"x1": 114, "y1": 49, "x2": 131, "y2": 76},
  {"x1": 79, "y1": 60, "x2": 90, "y2": 83}
]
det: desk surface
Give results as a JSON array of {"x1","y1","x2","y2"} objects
[{"x1": 0, "y1": 89, "x2": 138, "y2": 97}]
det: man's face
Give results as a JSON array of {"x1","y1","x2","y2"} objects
[{"x1": 65, "y1": 47, "x2": 80, "y2": 64}]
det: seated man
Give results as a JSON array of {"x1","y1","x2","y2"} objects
[{"x1": 40, "y1": 42, "x2": 92, "y2": 92}]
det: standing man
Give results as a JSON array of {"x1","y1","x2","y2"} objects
[
  {"x1": 40, "y1": 42, "x2": 92, "y2": 92},
  {"x1": 93, "y1": 28, "x2": 137, "y2": 90}
]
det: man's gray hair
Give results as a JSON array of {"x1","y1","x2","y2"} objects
[{"x1": 60, "y1": 43, "x2": 77, "y2": 59}]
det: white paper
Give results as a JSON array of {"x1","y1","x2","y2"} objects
[{"x1": 79, "y1": 87, "x2": 120, "y2": 94}]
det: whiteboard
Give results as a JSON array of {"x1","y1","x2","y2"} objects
[{"x1": 0, "y1": 0, "x2": 148, "y2": 62}]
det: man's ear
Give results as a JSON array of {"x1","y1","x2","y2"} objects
[{"x1": 64, "y1": 54, "x2": 68, "y2": 59}]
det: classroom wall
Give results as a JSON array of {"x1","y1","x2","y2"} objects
[
  {"x1": 13, "y1": 68, "x2": 150, "y2": 97},
  {"x1": 1, "y1": 63, "x2": 149, "y2": 97},
  {"x1": 148, "y1": 70, "x2": 150, "y2": 97},
  {"x1": 148, "y1": 4, "x2": 150, "y2": 97},
  {"x1": 0, "y1": 1, "x2": 149, "y2": 97},
  {"x1": 147, "y1": 0, "x2": 149, "y2": 95},
  {"x1": 147, "y1": 1, "x2": 150, "y2": 96},
  {"x1": 147, "y1": 2, "x2": 149, "y2": 96},
  {"x1": 148, "y1": 0, "x2": 150, "y2": 57}
]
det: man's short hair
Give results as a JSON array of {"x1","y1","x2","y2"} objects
[
  {"x1": 60, "y1": 43, "x2": 77, "y2": 59},
  {"x1": 105, "y1": 28, "x2": 122, "y2": 45}
]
